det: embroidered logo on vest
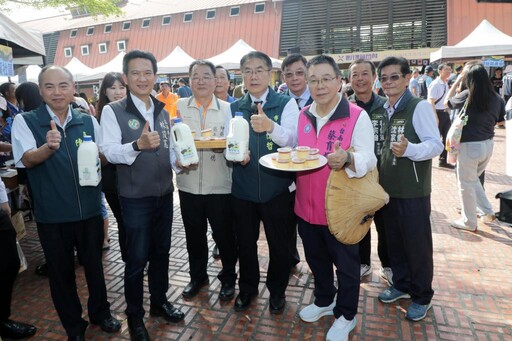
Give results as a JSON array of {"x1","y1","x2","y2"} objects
[{"x1": 128, "y1": 119, "x2": 140, "y2": 130}]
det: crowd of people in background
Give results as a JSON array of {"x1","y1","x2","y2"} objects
[{"x1": 0, "y1": 50, "x2": 508, "y2": 341}]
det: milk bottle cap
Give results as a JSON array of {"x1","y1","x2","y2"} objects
[
  {"x1": 173, "y1": 118, "x2": 182, "y2": 124},
  {"x1": 83, "y1": 135, "x2": 92, "y2": 142},
  {"x1": 235, "y1": 111, "x2": 243, "y2": 117}
]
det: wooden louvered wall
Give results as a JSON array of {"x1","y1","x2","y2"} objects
[{"x1": 279, "y1": 0, "x2": 447, "y2": 56}]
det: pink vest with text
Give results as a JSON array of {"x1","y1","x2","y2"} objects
[{"x1": 295, "y1": 103, "x2": 362, "y2": 226}]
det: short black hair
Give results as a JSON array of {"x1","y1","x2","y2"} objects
[
  {"x1": 281, "y1": 53, "x2": 307, "y2": 72},
  {"x1": 188, "y1": 60, "x2": 216, "y2": 77},
  {"x1": 348, "y1": 59, "x2": 377, "y2": 76},
  {"x1": 240, "y1": 51, "x2": 272, "y2": 71},
  {"x1": 122, "y1": 50, "x2": 157, "y2": 75},
  {"x1": 15, "y1": 82, "x2": 42, "y2": 111},
  {"x1": 38, "y1": 65, "x2": 74, "y2": 85},
  {"x1": 215, "y1": 65, "x2": 230, "y2": 79},
  {"x1": 377, "y1": 56, "x2": 410, "y2": 77},
  {"x1": 306, "y1": 54, "x2": 341, "y2": 77},
  {"x1": 0, "y1": 82, "x2": 15, "y2": 98}
]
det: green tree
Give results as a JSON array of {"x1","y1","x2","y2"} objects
[{"x1": 1, "y1": 0, "x2": 122, "y2": 17}]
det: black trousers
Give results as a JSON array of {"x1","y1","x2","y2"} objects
[
  {"x1": 382, "y1": 196, "x2": 434, "y2": 305},
  {"x1": 437, "y1": 110, "x2": 451, "y2": 161},
  {"x1": 37, "y1": 214, "x2": 111, "y2": 337},
  {"x1": 288, "y1": 191, "x2": 300, "y2": 266},
  {"x1": 0, "y1": 212, "x2": 20, "y2": 322},
  {"x1": 232, "y1": 191, "x2": 292, "y2": 297},
  {"x1": 359, "y1": 209, "x2": 390, "y2": 267},
  {"x1": 298, "y1": 217, "x2": 360, "y2": 320},
  {"x1": 179, "y1": 191, "x2": 237, "y2": 286},
  {"x1": 104, "y1": 191, "x2": 126, "y2": 261}
]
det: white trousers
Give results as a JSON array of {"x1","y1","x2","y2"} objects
[{"x1": 456, "y1": 139, "x2": 494, "y2": 227}]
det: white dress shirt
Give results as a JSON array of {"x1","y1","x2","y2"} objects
[
  {"x1": 100, "y1": 93, "x2": 178, "y2": 169},
  {"x1": 384, "y1": 96, "x2": 444, "y2": 161},
  {"x1": 12, "y1": 104, "x2": 101, "y2": 168}
]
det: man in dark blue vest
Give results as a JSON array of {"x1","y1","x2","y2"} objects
[
  {"x1": 230, "y1": 51, "x2": 300, "y2": 314},
  {"x1": 100, "y1": 50, "x2": 184, "y2": 341},
  {"x1": 11, "y1": 66, "x2": 120, "y2": 340}
]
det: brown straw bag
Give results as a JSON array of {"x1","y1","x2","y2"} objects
[{"x1": 325, "y1": 166, "x2": 389, "y2": 245}]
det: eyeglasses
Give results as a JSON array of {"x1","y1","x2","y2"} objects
[
  {"x1": 243, "y1": 68, "x2": 270, "y2": 77},
  {"x1": 379, "y1": 74, "x2": 404, "y2": 83},
  {"x1": 284, "y1": 70, "x2": 305, "y2": 79},
  {"x1": 191, "y1": 76, "x2": 215, "y2": 83},
  {"x1": 307, "y1": 76, "x2": 337, "y2": 87}
]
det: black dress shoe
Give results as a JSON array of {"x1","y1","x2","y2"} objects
[
  {"x1": 149, "y1": 302, "x2": 185, "y2": 323},
  {"x1": 439, "y1": 161, "x2": 455, "y2": 169},
  {"x1": 269, "y1": 295, "x2": 286, "y2": 314},
  {"x1": 182, "y1": 278, "x2": 209, "y2": 298},
  {"x1": 91, "y1": 315, "x2": 121, "y2": 333},
  {"x1": 0, "y1": 319, "x2": 37, "y2": 339},
  {"x1": 212, "y1": 244, "x2": 220, "y2": 259},
  {"x1": 68, "y1": 336, "x2": 85, "y2": 341},
  {"x1": 127, "y1": 317, "x2": 150, "y2": 341},
  {"x1": 234, "y1": 292, "x2": 256, "y2": 312},
  {"x1": 219, "y1": 283, "x2": 235, "y2": 301}
]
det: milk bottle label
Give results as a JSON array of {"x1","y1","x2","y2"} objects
[{"x1": 227, "y1": 140, "x2": 241, "y2": 155}]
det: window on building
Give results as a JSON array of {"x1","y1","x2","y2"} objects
[
  {"x1": 142, "y1": 18, "x2": 151, "y2": 28},
  {"x1": 117, "y1": 40, "x2": 126, "y2": 51},
  {"x1": 122, "y1": 21, "x2": 131, "y2": 31},
  {"x1": 230, "y1": 6, "x2": 240, "y2": 16},
  {"x1": 183, "y1": 12, "x2": 193, "y2": 22},
  {"x1": 81, "y1": 45, "x2": 89, "y2": 56},
  {"x1": 206, "y1": 9, "x2": 216, "y2": 20},
  {"x1": 86, "y1": 27, "x2": 94, "y2": 36},
  {"x1": 104, "y1": 24, "x2": 112, "y2": 33},
  {"x1": 70, "y1": 6, "x2": 90, "y2": 18},
  {"x1": 70, "y1": 29, "x2": 77, "y2": 38},
  {"x1": 99, "y1": 43, "x2": 107, "y2": 54},
  {"x1": 64, "y1": 47, "x2": 72, "y2": 58},
  {"x1": 162, "y1": 15, "x2": 171, "y2": 25},
  {"x1": 255, "y1": 3, "x2": 265, "y2": 13}
]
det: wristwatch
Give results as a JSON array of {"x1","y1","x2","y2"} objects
[{"x1": 132, "y1": 140, "x2": 140, "y2": 151}]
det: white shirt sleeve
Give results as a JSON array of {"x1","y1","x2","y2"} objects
[
  {"x1": 0, "y1": 179, "x2": 8, "y2": 203},
  {"x1": 268, "y1": 98, "x2": 299, "y2": 147},
  {"x1": 99, "y1": 104, "x2": 140, "y2": 165},
  {"x1": 11, "y1": 114, "x2": 37, "y2": 168},
  {"x1": 346, "y1": 111, "x2": 377, "y2": 178},
  {"x1": 402, "y1": 101, "x2": 444, "y2": 161}
]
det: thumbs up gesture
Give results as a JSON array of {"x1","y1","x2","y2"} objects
[
  {"x1": 46, "y1": 119, "x2": 62, "y2": 151},
  {"x1": 137, "y1": 120, "x2": 160, "y2": 150},
  {"x1": 391, "y1": 134, "x2": 408, "y2": 157},
  {"x1": 327, "y1": 141, "x2": 350, "y2": 170},
  {"x1": 250, "y1": 103, "x2": 274, "y2": 133}
]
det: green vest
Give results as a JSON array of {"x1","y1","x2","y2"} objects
[
  {"x1": 230, "y1": 88, "x2": 294, "y2": 203},
  {"x1": 23, "y1": 105, "x2": 101, "y2": 223},
  {"x1": 379, "y1": 95, "x2": 433, "y2": 199}
]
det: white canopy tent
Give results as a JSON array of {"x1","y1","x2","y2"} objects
[
  {"x1": 157, "y1": 46, "x2": 195, "y2": 74},
  {"x1": 63, "y1": 57, "x2": 92, "y2": 82},
  {"x1": 0, "y1": 12, "x2": 45, "y2": 65},
  {"x1": 207, "y1": 39, "x2": 281, "y2": 69},
  {"x1": 78, "y1": 52, "x2": 125, "y2": 82},
  {"x1": 430, "y1": 20, "x2": 512, "y2": 62}
]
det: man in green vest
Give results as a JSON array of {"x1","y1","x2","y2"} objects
[{"x1": 376, "y1": 57, "x2": 443, "y2": 322}]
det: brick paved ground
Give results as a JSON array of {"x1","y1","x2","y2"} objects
[{"x1": 9, "y1": 128, "x2": 512, "y2": 341}]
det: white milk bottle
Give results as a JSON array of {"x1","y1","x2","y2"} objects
[
  {"x1": 171, "y1": 118, "x2": 199, "y2": 167},
  {"x1": 77, "y1": 135, "x2": 101, "y2": 186},
  {"x1": 226, "y1": 112, "x2": 249, "y2": 162}
]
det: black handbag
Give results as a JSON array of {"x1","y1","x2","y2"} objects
[{"x1": 495, "y1": 190, "x2": 512, "y2": 224}]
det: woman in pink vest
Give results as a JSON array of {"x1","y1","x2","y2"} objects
[{"x1": 295, "y1": 55, "x2": 376, "y2": 341}]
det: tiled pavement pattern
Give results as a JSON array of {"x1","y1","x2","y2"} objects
[{"x1": 9, "y1": 128, "x2": 512, "y2": 340}]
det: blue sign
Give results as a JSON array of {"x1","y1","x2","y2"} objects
[
  {"x1": 0, "y1": 45, "x2": 14, "y2": 77},
  {"x1": 483, "y1": 59, "x2": 505, "y2": 68}
]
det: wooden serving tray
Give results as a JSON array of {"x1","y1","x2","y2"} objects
[{"x1": 194, "y1": 138, "x2": 226, "y2": 149}]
